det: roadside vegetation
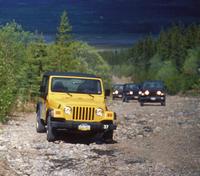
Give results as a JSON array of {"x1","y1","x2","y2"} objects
[{"x1": 101, "y1": 24, "x2": 200, "y2": 94}]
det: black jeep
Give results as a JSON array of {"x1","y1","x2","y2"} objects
[
  {"x1": 139, "y1": 80, "x2": 166, "y2": 106},
  {"x1": 122, "y1": 83, "x2": 140, "y2": 102},
  {"x1": 112, "y1": 84, "x2": 124, "y2": 100}
]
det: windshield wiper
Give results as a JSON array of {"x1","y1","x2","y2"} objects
[
  {"x1": 65, "y1": 91, "x2": 72, "y2": 97},
  {"x1": 87, "y1": 93, "x2": 94, "y2": 98}
]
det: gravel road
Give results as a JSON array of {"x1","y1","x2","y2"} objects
[{"x1": 0, "y1": 96, "x2": 200, "y2": 176}]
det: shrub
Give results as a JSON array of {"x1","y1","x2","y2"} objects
[{"x1": 156, "y1": 61, "x2": 181, "y2": 94}]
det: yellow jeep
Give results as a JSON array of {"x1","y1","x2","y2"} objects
[{"x1": 36, "y1": 72, "x2": 116, "y2": 142}]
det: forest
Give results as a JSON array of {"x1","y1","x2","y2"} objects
[
  {"x1": 101, "y1": 23, "x2": 200, "y2": 95},
  {"x1": 0, "y1": 11, "x2": 200, "y2": 122}
]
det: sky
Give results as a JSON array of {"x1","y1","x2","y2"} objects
[{"x1": 0, "y1": 0, "x2": 200, "y2": 46}]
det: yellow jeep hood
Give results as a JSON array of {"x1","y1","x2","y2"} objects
[{"x1": 48, "y1": 93, "x2": 106, "y2": 108}]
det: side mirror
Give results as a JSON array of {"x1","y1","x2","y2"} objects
[{"x1": 105, "y1": 89, "x2": 110, "y2": 97}]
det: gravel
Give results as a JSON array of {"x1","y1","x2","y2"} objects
[{"x1": 0, "y1": 96, "x2": 200, "y2": 176}]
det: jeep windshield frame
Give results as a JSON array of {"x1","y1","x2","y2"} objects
[{"x1": 50, "y1": 77, "x2": 102, "y2": 95}]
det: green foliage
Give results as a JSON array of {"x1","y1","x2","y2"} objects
[
  {"x1": 112, "y1": 64, "x2": 133, "y2": 78},
  {"x1": 25, "y1": 41, "x2": 48, "y2": 98},
  {"x1": 155, "y1": 61, "x2": 181, "y2": 94},
  {"x1": 148, "y1": 54, "x2": 163, "y2": 79},
  {"x1": 183, "y1": 48, "x2": 200, "y2": 75},
  {"x1": 68, "y1": 42, "x2": 111, "y2": 87},
  {"x1": 100, "y1": 49, "x2": 131, "y2": 83},
  {"x1": 181, "y1": 48, "x2": 200, "y2": 92},
  {"x1": 56, "y1": 10, "x2": 72, "y2": 46},
  {"x1": 0, "y1": 22, "x2": 33, "y2": 121}
]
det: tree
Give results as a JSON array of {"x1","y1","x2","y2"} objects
[
  {"x1": 56, "y1": 10, "x2": 72, "y2": 46},
  {"x1": 68, "y1": 42, "x2": 111, "y2": 87},
  {"x1": 0, "y1": 22, "x2": 32, "y2": 121}
]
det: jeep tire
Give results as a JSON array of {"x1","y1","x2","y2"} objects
[
  {"x1": 140, "y1": 102, "x2": 144, "y2": 106},
  {"x1": 123, "y1": 96, "x2": 129, "y2": 103},
  {"x1": 161, "y1": 101, "x2": 166, "y2": 106},
  {"x1": 47, "y1": 116, "x2": 56, "y2": 142},
  {"x1": 36, "y1": 108, "x2": 46, "y2": 133},
  {"x1": 103, "y1": 130, "x2": 113, "y2": 143}
]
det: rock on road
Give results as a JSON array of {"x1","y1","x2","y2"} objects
[{"x1": 0, "y1": 96, "x2": 200, "y2": 176}]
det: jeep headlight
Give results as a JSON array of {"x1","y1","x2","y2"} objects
[
  {"x1": 157, "y1": 91, "x2": 164, "y2": 96},
  {"x1": 157, "y1": 91, "x2": 162, "y2": 95},
  {"x1": 145, "y1": 90, "x2": 150, "y2": 95},
  {"x1": 64, "y1": 106, "x2": 72, "y2": 115},
  {"x1": 112, "y1": 90, "x2": 118, "y2": 95},
  {"x1": 130, "y1": 91, "x2": 133, "y2": 95},
  {"x1": 96, "y1": 108, "x2": 103, "y2": 116},
  {"x1": 139, "y1": 91, "x2": 142, "y2": 95}
]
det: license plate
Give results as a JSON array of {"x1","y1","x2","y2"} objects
[
  {"x1": 118, "y1": 95, "x2": 122, "y2": 97},
  {"x1": 78, "y1": 124, "x2": 91, "y2": 131},
  {"x1": 134, "y1": 96, "x2": 138, "y2": 99},
  {"x1": 150, "y1": 97, "x2": 156, "y2": 101}
]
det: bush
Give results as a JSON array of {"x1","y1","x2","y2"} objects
[{"x1": 156, "y1": 61, "x2": 181, "y2": 94}]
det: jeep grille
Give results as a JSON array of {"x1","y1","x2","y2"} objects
[{"x1": 72, "y1": 107, "x2": 95, "y2": 121}]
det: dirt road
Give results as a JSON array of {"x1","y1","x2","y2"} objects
[{"x1": 0, "y1": 96, "x2": 200, "y2": 176}]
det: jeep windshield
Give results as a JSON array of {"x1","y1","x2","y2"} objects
[
  {"x1": 113, "y1": 85, "x2": 124, "y2": 91},
  {"x1": 51, "y1": 77, "x2": 102, "y2": 94},
  {"x1": 142, "y1": 81, "x2": 164, "y2": 89},
  {"x1": 124, "y1": 84, "x2": 139, "y2": 90}
]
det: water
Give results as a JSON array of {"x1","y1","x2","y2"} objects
[{"x1": 44, "y1": 33, "x2": 147, "y2": 48}]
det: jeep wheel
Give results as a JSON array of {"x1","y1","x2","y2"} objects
[
  {"x1": 140, "y1": 102, "x2": 144, "y2": 106},
  {"x1": 123, "y1": 96, "x2": 128, "y2": 103},
  {"x1": 161, "y1": 101, "x2": 166, "y2": 106},
  {"x1": 47, "y1": 116, "x2": 56, "y2": 142},
  {"x1": 103, "y1": 130, "x2": 113, "y2": 143},
  {"x1": 36, "y1": 117, "x2": 46, "y2": 133}
]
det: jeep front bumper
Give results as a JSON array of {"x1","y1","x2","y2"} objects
[
  {"x1": 50, "y1": 120, "x2": 117, "y2": 132},
  {"x1": 139, "y1": 96, "x2": 165, "y2": 102}
]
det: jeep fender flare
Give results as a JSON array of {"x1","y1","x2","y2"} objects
[
  {"x1": 36, "y1": 102, "x2": 46, "y2": 125},
  {"x1": 36, "y1": 102, "x2": 42, "y2": 119},
  {"x1": 46, "y1": 108, "x2": 54, "y2": 121}
]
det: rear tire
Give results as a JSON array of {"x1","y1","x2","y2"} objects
[
  {"x1": 140, "y1": 102, "x2": 144, "y2": 106},
  {"x1": 47, "y1": 116, "x2": 56, "y2": 142}
]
